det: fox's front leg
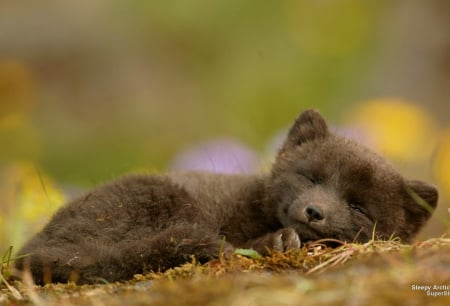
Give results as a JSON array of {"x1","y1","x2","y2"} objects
[{"x1": 243, "y1": 228, "x2": 301, "y2": 255}]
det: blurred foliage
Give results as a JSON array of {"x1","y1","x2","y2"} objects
[
  {"x1": 0, "y1": 0, "x2": 385, "y2": 184},
  {"x1": 0, "y1": 60, "x2": 39, "y2": 163},
  {"x1": 0, "y1": 0, "x2": 449, "y2": 249}
]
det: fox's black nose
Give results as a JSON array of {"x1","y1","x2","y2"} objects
[{"x1": 304, "y1": 204, "x2": 324, "y2": 222}]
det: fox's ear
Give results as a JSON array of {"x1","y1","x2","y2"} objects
[
  {"x1": 403, "y1": 179, "x2": 438, "y2": 230},
  {"x1": 281, "y1": 109, "x2": 329, "y2": 151},
  {"x1": 405, "y1": 179, "x2": 438, "y2": 210}
]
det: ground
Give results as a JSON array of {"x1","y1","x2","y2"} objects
[{"x1": 1, "y1": 237, "x2": 449, "y2": 306}]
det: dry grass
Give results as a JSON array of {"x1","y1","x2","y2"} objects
[{"x1": 1, "y1": 236, "x2": 449, "y2": 306}]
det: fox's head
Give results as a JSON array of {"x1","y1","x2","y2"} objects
[{"x1": 269, "y1": 110, "x2": 438, "y2": 243}]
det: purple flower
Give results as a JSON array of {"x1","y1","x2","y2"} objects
[{"x1": 169, "y1": 139, "x2": 260, "y2": 174}]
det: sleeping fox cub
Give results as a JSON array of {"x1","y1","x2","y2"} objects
[{"x1": 16, "y1": 110, "x2": 438, "y2": 284}]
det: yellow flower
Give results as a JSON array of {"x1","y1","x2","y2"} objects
[
  {"x1": 349, "y1": 98, "x2": 438, "y2": 163},
  {"x1": 434, "y1": 128, "x2": 450, "y2": 200},
  {"x1": 0, "y1": 162, "x2": 65, "y2": 249}
]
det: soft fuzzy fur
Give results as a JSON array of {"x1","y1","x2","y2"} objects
[{"x1": 15, "y1": 110, "x2": 438, "y2": 284}]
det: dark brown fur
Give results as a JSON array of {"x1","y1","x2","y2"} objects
[{"x1": 15, "y1": 110, "x2": 438, "y2": 284}]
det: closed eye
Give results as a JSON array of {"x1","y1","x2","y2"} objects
[
  {"x1": 347, "y1": 195, "x2": 368, "y2": 214},
  {"x1": 349, "y1": 203, "x2": 366, "y2": 215},
  {"x1": 296, "y1": 170, "x2": 319, "y2": 184},
  {"x1": 348, "y1": 200, "x2": 372, "y2": 222}
]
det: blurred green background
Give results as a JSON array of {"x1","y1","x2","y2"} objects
[{"x1": 1, "y1": 0, "x2": 449, "y2": 250}]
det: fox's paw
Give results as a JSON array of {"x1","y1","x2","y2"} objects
[
  {"x1": 271, "y1": 228, "x2": 301, "y2": 252},
  {"x1": 245, "y1": 228, "x2": 301, "y2": 255}
]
